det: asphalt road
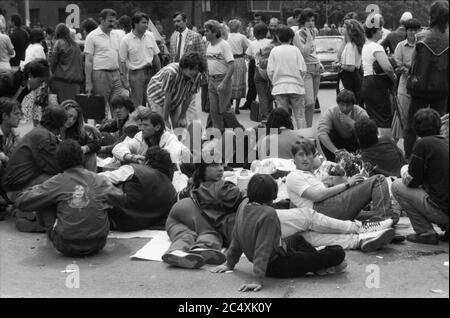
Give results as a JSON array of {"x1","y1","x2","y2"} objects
[{"x1": 1, "y1": 85, "x2": 448, "y2": 298}]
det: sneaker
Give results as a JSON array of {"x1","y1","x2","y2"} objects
[
  {"x1": 358, "y1": 219, "x2": 394, "y2": 234},
  {"x1": 15, "y1": 218, "x2": 46, "y2": 233},
  {"x1": 359, "y1": 228, "x2": 395, "y2": 252},
  {"x1": 315, "y1": 260, "x2": 348, "y2": 276},
  {"x1": 406, "y1": 233, "x2": 439, "y2": 245},
  {"x1": 439, "y1": 231, "x2": 449, "y2": 243},
  {"x1": 161, "y1": 250, "x2": 205, "y2": 269},
  {"x1": 190, "y1": 248, "x2": 226, "y2": 265}
]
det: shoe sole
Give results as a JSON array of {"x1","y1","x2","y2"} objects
[
  {"x1": 190, "y1": 249, "x2": 226, "y2": 265},
  {"x1": 162, "y1": 253, "x2": 205, "y2": 269},
  {"x1": 406, "y1": 236, "x2": 439, "y2": 245},
  {"x1": 361, "y1": 229, "x2": 395, "y2": 252}
]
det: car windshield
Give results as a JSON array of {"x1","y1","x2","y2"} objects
[{"x1": 315, "y1": 38, "x2": 343, "y2": 54}]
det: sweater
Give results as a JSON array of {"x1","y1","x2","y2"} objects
[{"x1": 226, "y1": 199, "x2": 283, "y2": 279}]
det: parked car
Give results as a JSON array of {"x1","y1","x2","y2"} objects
[{"x1": 315, "y1": 35, "x2": 344, "y2": 82}]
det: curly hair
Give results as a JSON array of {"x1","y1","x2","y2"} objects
[
  {"x1": 204, "y1": 20, "x2": 222, "y2": 38},
  {"x1": 413, "y1": 108, "x2": 442, "y2": 137},
  {"x1": 179, "y1": 52, "x2": 207, "y2": 73},
  {"x1": 146, "y1": 146, "x2": 175, "y2": 180},
  {"x1": 344, "y1": 19, "x2": 365, "y2": 54}
]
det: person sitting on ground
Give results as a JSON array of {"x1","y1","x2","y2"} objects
[
  {"x1": 0, "y1": 98, "x2": 22, "y2": 217},
  {"x1": 258, "y1": 108, "x2": 302, "y2": 160},
  {"x1": 392, "y1": 109, "x2": 449, "y2": 245},
  {"x1": 112, "y1": 108, "x2": 190, "y2": 166},
  {"x1": 99, "y1": 146, "x2": 177, "y2": 231},
  {"x1": 354, "y1": 118, "x2": 405, "y2": 177},
  {"x1": 61, "y1": 100, "x2": 102, "y2": 172},
  {"x1": 286, "y1": 138, "x2": 394, "y2": 222},
  {"x1": 211, "y1": 174, "x2": 347, "y2": 292},
  {"x1": 318, "y1": 89, "x2": 369, "y2": 162},
  {"x1": 3, "y1": 105, "x2": 67, "y2": 232},
  {"x1": 98, "y1": 95, "x2": 139, "y2": 156},
  {"x1": 162, "y1": 160, "x2": 243, "y2": 269},
  {"x1": 15, "y1": 139, "x2": 125, "y2": 257},
  {"x1": 10, "y1": 58, "x2": 49, "y2": 105}
]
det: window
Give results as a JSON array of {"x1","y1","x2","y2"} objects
[
  {"x1": 250, "y1": 0, "x2": 281, "y2": 12},
  {"x1": 30, "y1": 8, "x2": 40, "y2": 26}
]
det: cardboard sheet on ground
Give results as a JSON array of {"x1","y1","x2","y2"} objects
[
  {"x1": 130, "y1": 231, "x2": 171, "y2": 262},
  {"x1": 108, "y1": 230, "x2": 165, "y2": 239}
]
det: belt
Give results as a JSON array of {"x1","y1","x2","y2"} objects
[
  {"x1": 233, "y1": 54, "x2": 245, "y2": 58},
  {"x1": 96, "y1": 69, "x2": 119, "y2": 72},
  {"x1": 129, "y1": 65, "x2": 152, "y2": 72}
]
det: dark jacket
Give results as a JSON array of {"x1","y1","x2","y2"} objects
[
  {"x1": 407, "y1": 29, "x2": 449, "y2": 98},
  {"x1": 3, "y1": 126, "x2": 62, "y2": 191},
  {"x1": 9, "y1": 27, "x2": 29, "y2": 67},
  {"x1": 64, "y1": 124, "x2": 102, "y2": 155},
  {"x1": 16, "y1": 167, "x2": 125, "y2": 241},
  {"x1": 110, "y1": 164, "x2": 177, "y2": 231}
]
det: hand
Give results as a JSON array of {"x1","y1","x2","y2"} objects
[
  {"x1": 238, "y1": 282, "x2": 263, "y2": 292},
  {"x1": 211, "y1": 264, "x2": 232, "y2": 273},
  {"x1": 81, "y1": 145, "x2": 89, "y2": 154},
  {"x1": 347, "y1": 174, "x2": 365, "y2": 187},
  {"x1": 0, "y1": 152, "x2": 9, "y2": 163},
  {"x1": 85, "y1": 83, "x2": 93, "y2": 96},
  {"x1": 177, "y1": 117, "x2": 187, "y2": 128},
  {"x1": 132, "y1": 154, "x2": 146, "y2": 164}
]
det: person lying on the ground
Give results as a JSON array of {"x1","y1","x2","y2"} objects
[
  {"x1": 15, "y1": 139, "x2": 125, "y2": 256},
  {"x1": 98, "y1": 95, "x2": 139, "y2": 155},
  {"x1": 286, "y1": 138, "x2": 395, "y2": 222},
  {"x1": 147, "y1": 52, "x2": 206, "y2": 129},
  {"x1": 392, "y1": 108, "x2": 449, "y2": 245},
  {"x1": 317, "y1": 89, "x2": 369, "y2": 162},
  {"x1": 211, "y1": 174, "x2": 347, "y2": 292},
  {"x1": 61, "y1": 100, "x2": 101, "y2": 172},
  {"x1": 258, "y1": 108, "x2": 303, "y2": 160},
  {"x1": 99, "y1": 146, "x2": 177, "y2": 231},
  {"x1": 112, "y1": 108, "x2": 191, "y2": 166},
  {"x1": 354, "y1": 118, "x2": 405, "y2": 177},
  {"x1": 161, "y1": 160, "x2": 244, "y2": 269}
]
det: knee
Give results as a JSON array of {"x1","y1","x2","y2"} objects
[{"x1": 391, "y1": 179, "x2": 406, "y2": 199}]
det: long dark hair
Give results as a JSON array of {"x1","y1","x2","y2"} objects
[
  {"x1": 344, "y1": 19, "x2": 365, "y2": 54},
  {"x1": 55, "y1": 23, "x2": 77, "y2": 47},
  {"x1": 61, "y1": 99, "x2": 86, "y2": 142}
]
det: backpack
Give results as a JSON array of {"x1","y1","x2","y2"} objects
[
  {"x1": 255, "y1": 44, "x2": 274, "y2": 81},
  {"x1": 407, "y1": 33, "x2": 449, "y2": 98}
]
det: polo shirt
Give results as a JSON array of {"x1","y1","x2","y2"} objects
[
  {"x1": 84, "y1": 27, "x2": 122, "y2": 71},
  {"x1": 119, "y1": 30, "x2": 160, "y2": 70}
]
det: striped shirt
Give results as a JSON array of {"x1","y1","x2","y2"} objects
[{"x1": 147, "y1": 63, "x2": 202, "y2": 111}]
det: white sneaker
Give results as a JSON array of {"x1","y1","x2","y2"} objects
[
  {"x1": 358, "y1": 219, "x2": 394, "y2": 234},
  {"x1": 162, "y1": 250, "x2": 205, "y2": 269},
  {"x1": 359, "y1": 228, "x2": 395, "y2": 252}
]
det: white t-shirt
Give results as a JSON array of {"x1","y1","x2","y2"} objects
[
  {"x1": 206, "y1": 39, "x2": 234, "y2": 76},
  {"x1": 226, "y1": 33, "x2": 249, "y2": 55},
  {"x1": 245, "y1": 38, "x2": 272, "y2": 59},
  {"x1": 286, "y1": 169, "x2": 327, "y2": 209},
  {"x1": 23, "y1": 43, "x2": 46, "y2": 66},
  {"x1": 340, "y1": 42, "x2": 361, "y2": 69},
  {"x1": 361, "y1": 41, "x2": 385, "y2": 76}
]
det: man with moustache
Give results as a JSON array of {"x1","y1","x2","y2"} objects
[
  {"x1": 169, "y1": 12, "x2": 206, "y2": 125},
  {"x1": 84, "y1": 9, "x2": 127, "y2": 119}
]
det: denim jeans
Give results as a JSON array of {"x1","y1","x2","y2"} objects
[
  {"x1": 274, "y1": 94, "x2": 306, "y2": 129},
  {"x1": 304, "y1": 63, "x2": 321, "y2": 127},
  {"x1": 276, "y1": 208, "x2": 360, "y2": 250},
  {"x1": 391, "y1": 179, "x2": 449, "y2": 235},
  {"x1": 208, "y1": 75, "x2": 233, "y2": 131},
  {"x1": 313, "y1": 175, "x2": 392, "y2": 221}
]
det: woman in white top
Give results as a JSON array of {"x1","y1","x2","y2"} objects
[
  {"x1": 227, "y1": 19, "x2": 249, "y2": 114},
  {"x1": 337, "y1": 19, "x2": 365, "y2": 106},
  {"x1": 23, "y1": 28, "x2": 46, "y2": 67},
  {"x1": 361, "y1": 14, "x2": 396, "y2": 137}
]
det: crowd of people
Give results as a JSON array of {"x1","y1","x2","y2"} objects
[{"x1": 0, "y1": 1, "x2": 448, "y2": 292}]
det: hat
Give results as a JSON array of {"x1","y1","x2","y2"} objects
[{"x1": 400, "y1": 12, "x2": 413, "y2": 23}]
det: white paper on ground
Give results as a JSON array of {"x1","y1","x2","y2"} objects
[
  {"x1": 108, "y1": 230, "x2": 165, "y2": 239},
  {"x1": 130, "y1": 231, "x2": 171, "y2": 262}
]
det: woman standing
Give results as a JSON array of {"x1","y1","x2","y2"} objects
[
  {"x1": 293, "y1": 8, "x2": 322, "y2": 128},
  {"x1": 227, "y1": 19, "x2": 249, "y2": 115},
  {"x1": 361, "y1": 14, "x2": 396, "y2": 138},
  {"x1": 50, "y1": 23, "x2": 84, "y2": 103},
  {"x1": 23, "y1": 28, "x2": 46, "y2": 66},
  {"x1": 392, "y1": 19, "x2": 421, "y2": 142},
  {"x1": 337, "y1": 19, "x2": 365, "y2": 106}
]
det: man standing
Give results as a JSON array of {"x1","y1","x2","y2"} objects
[
  {"x1": 381, "y1": 12, "x2": 412, "y2": 55},
  {"x1": 84, "y1": 9, "x2": 127, "y2": 119},
  {"x1": 120, "y1": 12, "x2": 161, "y2": 107},
  {"x1": 9, "y1": 13, "x2": 29, "y2": 72},
  {"x1": 169, "y1": 12, "x2": 205, "y2": 125}
]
